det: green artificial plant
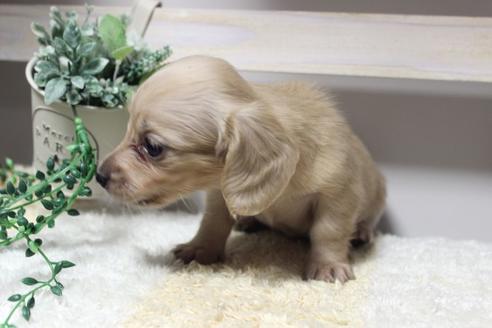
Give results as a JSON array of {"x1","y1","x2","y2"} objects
[{"x1": 0, "y1": 5, "x2": 171, "y2": 327}]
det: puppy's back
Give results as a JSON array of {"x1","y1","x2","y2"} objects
[{"x1": 254, "y1": 81, "x2": 385, "y2": 223}]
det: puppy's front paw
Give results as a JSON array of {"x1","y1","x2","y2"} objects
[
  {"x1": 304, "y1": 261, "x2": 355, "y2": 283},
  {"x1": 172, "y1": 242, "x2": 224, "y2": 265}
]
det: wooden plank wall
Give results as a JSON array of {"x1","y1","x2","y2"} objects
[{"x1": 1, "y1": 5, "x2": 491, "y2": 82}]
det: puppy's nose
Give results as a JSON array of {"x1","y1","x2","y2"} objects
[{"x1": 95, "y1": 171, "x2": 109, "y2": 188}]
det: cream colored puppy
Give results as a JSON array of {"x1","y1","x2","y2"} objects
[{"x1": 96, "y1": 55, "x2": 386, "y2": 283}]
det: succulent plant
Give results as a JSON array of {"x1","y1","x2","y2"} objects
[{"x1": 31, "y1": 5, "x2": 171, "y2": 108}]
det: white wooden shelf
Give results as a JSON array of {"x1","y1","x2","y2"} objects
[{"x1": 1, "y1": 5, "x2": 492, "y2": 83}]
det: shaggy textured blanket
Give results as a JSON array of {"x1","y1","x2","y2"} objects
[{"x1": 0, "y1": 202, "x2": 491, "y2": 327}]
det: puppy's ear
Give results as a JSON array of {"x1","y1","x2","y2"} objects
[{"x1": 218, "y1": 106, "x2": 299, "y2": 216}]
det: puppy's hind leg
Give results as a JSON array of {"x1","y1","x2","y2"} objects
[
  {"x1": 351, "y1": 186, "x2": 386, "y2": 248},
  {"x1": 304, "y1": 199, "x2": 356, "y2": 284},
  {"x1": 351, "y1": 215, "x2": 380, "y2": 248}
]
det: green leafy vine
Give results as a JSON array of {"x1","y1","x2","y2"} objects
[{"x1": 1, "y1": 114, "x2": 96, "y2": 328}]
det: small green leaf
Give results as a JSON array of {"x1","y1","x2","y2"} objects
[
  {"x1": 50, "y1": 285, "x2": 62, "y2": 296},
  {"x1": 47, "y1": 219, "x2": 55, "y2": 228},
  {"x1": 61, "y1": 260, "x2": 76, "y2": 268},
  {"x1": 17, "y1": 217, "x2": 29, "y2": 226},
  {"x1": 50, "y1": 6, "x2": 63, "y2": 25},
  {"x1": 22, "y1": 277, "x2": 38, "y2": 286},
  {"x1": 41, "y1": 199, "x2": 53, "y2": 210},
  {"x1": 98, "y1": 14, "x2": 127, "y2": 52},
  {"x1": 70, "y1": 76, "x2": 85, "y2": 89},
  {"x1": 34, "y1": 60, "x2": 59, "y2": 74},
  {"x1": 80, "y1": 186, "x2": 92, "y2": 197},
  {"x1": 6, "y1": 182, "x2": 16, "y2": 195},
  {"x1": 66, "y1": 90, "x2": 82, "y2": 105},
  {"x1": 5, "y1": 158, "x2": 14, "y2": 170},
  {"x1": 82, "y1": 58, "x2": 109, "y2": 75},
  {"x1": 77, "y1": 41, "x2": 97, "y2": 57},
  {"x1": 67, "y1": 209, "x2": 80, "y2": 216},
  {"x1": 0, "y1": 230, "x2": 7, "y2": 240},
  {"x1": 35, "y1": 171, "x2": 45, "y2": 180},
  {"x1": 81, "y1": 23, "x2": 95, "y2": 37},
  {"x1": 18, "y1": 179, "x2": 27, "y2": 193},
  {"x1": 27, "y1": 296, "x2": 35, "y2": 309},
  {"x1": 28, "y1": 240, "x2": 39, "y2": 253},
  {"x1": 52, "y1": 37, "x2": 71, "y2": 56},
  {"x1": 8, "y1": 294, "x2": 21, "y2": 302},
  {"x1": 63, "y1": 174, "x2": 76, "y2": 185},
  {"x1": 22, "y1": 305, "x2": 30, "y2": 321},
  {"x1": 66, "y1": 10, "x2": 78, "y2": 22},
  {"x1": 44, "y1": 77, "x2": 67, "y2": 105},
  {"x1": 55, "y1": 195, "x2": 67, "y2": 206},
  {"x1": 26, "y1": 223, "x2": 35, "y2": 234},
  {"x1": 43, "y1": 184, "x2": 52, "y2": 194},
  {"x1": 54, "y1": 262, "x2": 62, "y2": 274},
  {"x1": 57, "y1": 190, "x2": 65, "y2": 200},
  {"x1": 35, "y1": 215, "x2": 45, "y2": 223},
  {"x1": 31, "y1": 22, "x2": 50, "y2": 40},
  {"x1": 63, "y1": 22, "x2": 81, "y2": 48},
  {"x1": 71, "y1": 168, "x2": 81, "y2": 178},
  {"x1": 111, "y1": 45, "x2": 134, "y2": 61},
  {"x1": 34, "y1": 70, "x2": 59, "y2": 88},
  {"x1": 25, "y1": 248, "x2": 35, "y2": 257},
  {"x1": 85, "y1": 78, "x2": 103, "y2": 96},
  {"x1": 46, "y1": 157, "x2": 55, "y2": 171}
]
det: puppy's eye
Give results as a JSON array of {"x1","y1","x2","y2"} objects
[{"x1": 143, "y1": 136, "x2": 164, "y2": 158}]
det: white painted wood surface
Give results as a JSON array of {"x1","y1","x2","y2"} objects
[{"x1": 1, "y1": 5, "x2": 492, "y2": 82}]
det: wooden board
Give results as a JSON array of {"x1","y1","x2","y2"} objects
[{"x1": 1, "y1": 5, "x2": 492, "y2": 82}]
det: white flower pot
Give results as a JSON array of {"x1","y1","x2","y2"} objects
[
  {"x1": 25, "y1": 58, "x2": 129, "y2": 197},
  {"x1": 25, "y1": 58, "x2": 203, "y2": 211}
]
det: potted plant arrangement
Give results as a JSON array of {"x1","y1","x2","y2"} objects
[
  {"x1": 28, "y1": 4, "x2": 171, "y2": 195},
  {"x1": 0, "y1": 3, "x2": 170, "y2": 327}
]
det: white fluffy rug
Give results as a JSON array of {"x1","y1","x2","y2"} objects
[{"x1": 1, "y1": 201, "x2": 491, "y2": 328}]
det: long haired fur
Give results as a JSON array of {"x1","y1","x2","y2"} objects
[{"x1": 97, "y1": 55, "x2": 386, "y2": 283}]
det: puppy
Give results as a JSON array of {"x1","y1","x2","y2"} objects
[{"x1": 97, "y1": 55, "x2": 386, "y2": 283}]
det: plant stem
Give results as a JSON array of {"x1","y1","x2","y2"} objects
[
  {"x1": 3, "y1": 247, "x2": 57, "y2": 325},
  {"x1": 5, "y1": 182, "x2": 69, "y2": 214},
  {"x1": 0, "y1": 162, "x2": 76, "y2": 212},
  {"x1": 113, "y1": 60, "x2": 121, "y2": 81}
]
